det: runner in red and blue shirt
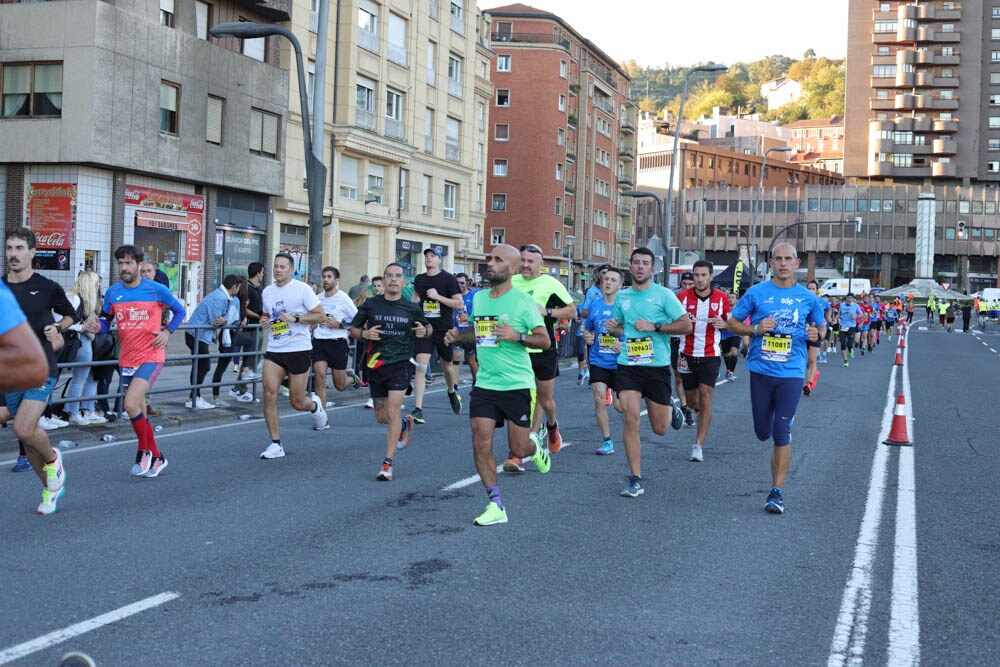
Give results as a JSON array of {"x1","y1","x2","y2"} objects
[{"x1": 95, "y1": 245, "x2": 185, "y2": 478}]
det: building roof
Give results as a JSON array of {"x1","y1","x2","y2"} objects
[{"x1": 785, "y1": 116, "x2": 844, "y2": 129}]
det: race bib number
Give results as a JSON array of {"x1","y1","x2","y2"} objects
[
  {"x1": 423, "y1": 301, "x2": 441, "y2": 318},
  {"x1": 677, "y1": 354, "x2": 690, "y2": 374},
  {"x1": 597, "y1": 334, "x2": 617, "y2": 355},
  {"x1": 474, "y1": 316, "x2": 499, "y2": 347},
  {"x1": 625, "y1": 337, "x2": 654, "y2": 365},
  {"x1": 760, "y1": 332, "x2": 792, "y2": 362},
  {"x1": 271, "y1": 319, "x2": 291, "y2": 341}
]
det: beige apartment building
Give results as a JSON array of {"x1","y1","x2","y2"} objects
[
  {"x1": 844, "y1": 0, "x2": 999, "y2": 183},
  {"x1": 277, "y1": 0, "x2": 492, "y2": 282}
]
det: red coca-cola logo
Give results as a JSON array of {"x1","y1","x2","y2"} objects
[{"x1": 36, "y1": 232, "x2": 67, "y2": 247}]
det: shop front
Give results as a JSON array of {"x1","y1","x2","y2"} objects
[{"x1": 213, "y1": 189, "x2": 268, "y2": 282}]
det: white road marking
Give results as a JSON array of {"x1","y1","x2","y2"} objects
[
  {"x1": 442, "y1": 442, "x2": 573, "y2": 490},
  {"x1": 990, "y1": 348, "x2": 997, "y2": 354},
  {"x1": 0, "y1": 592, "x2": 180, "y2": 665}
]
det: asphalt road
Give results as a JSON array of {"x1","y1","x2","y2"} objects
[{"x1": 1, "y1": 324, "x2": 998, "y2": 666}]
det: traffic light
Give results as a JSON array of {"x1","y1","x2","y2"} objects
[{"x1": 957, "y1": 220, "x2": 966, "y2": 239}]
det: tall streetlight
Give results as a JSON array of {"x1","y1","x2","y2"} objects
[
  {"x1": 663, "y1": 64, "x2": 728, "y2": 275},
  {"x1": 622, "y1": 190, "x2": 665, "y2": 283},
  {"x1": 210, "y1": 22, "x2": 327, "y2": 285},
  {"x1": 749, "y1": 145, "x2": 791, "y2": 286},
  {"x1": 564, "y1": 235, "x2": 575, "y2": 289}
]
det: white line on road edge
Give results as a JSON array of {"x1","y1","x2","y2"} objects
[
  {"x1": 442, "y1": 442, "x2": 573, "y2": 490},
  {"x1": 889, "y1": 343, "x2": 920, "y2": 665},
  {"x1": 828, "y1": 364, "x2": 898, "y2": 666},
  {"x1": 0, "y1": 591, "x2": 180, "y2": 665}
]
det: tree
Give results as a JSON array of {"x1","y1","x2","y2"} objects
[
  {"x1": 803, "y1": 48, "x2": 817, "y2": 60},
  {"x1": 638, "y1": 97, "x2": 660, "y2": 114}
]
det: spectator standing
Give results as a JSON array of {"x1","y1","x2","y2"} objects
[
  {"x1": 64, "y1": 270, "x2": 107, "y2": 425},
  {"x1": 184, "y1": 274, "x2": 240, "y2": 409},
  {"x1": 348, "y1": 274, "x2": 370, "y2": 301}
]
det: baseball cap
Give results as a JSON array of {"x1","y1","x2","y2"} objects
[
  {"x1": 680, "y1": 271, "x2": 695, "y2": 283},
  {"x1": 424, "y1": 247, "x2": 442, "y2": 258}
]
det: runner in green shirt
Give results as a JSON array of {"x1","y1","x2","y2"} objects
[{"x1": 445, "y1": 244, "x2": 552, "y2": 526}]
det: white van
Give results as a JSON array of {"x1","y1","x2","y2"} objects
[
  {"x1": 980, "y1": 287, "x2": 1000, "y2": 303},
  {"x1": 819, "y1": 278, "x2": 872, "y2": 296}
]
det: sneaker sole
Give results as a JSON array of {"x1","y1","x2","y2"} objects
[
  {"x1": 143, "y1": 460, "x2": 168, "y2": 478},
  {"x1": 474, "y1": 514, "x2": 508, "y2": 526},
  {"x1": 376, "y1": 474, "x2": 392, "y2": 481},
  {"x1": 449, "y1": 393, "x2": 462, "y2": 414},
  {"x1": 398, "y1": 415, "x2": 414, "y2": 451},
  {"x1": 260, "y1": 451, "x2": 285, "y2": 460},
  {"x1": 502, "y1": 462, "x2": 525, "y2": 473},
  {"x1": 37, "y1": 486, "x2": 65, "y2": 515},
  {"x1": 620, "y1": 488, "x2": 644, "y2": 498},
  {"x1": 313, "y1": 424, "x2": 331, "y2": 431},
  {"x1": 764, "y1": 501, "x2": 784, "y2": 514}
]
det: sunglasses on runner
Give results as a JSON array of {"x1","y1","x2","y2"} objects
[{"x1": 519, "y1": 244, "x2": 543, "y2": 255}]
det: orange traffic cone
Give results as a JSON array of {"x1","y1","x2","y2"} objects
[
  {"x1": 883, "y1": 394, "x2": 912, "y2": 446},
  {"x1": 898, "y1": 333, "x2": 905, "y2": 350},
  {"x1": 894, "y1": 348, "x2": 903, "y2": 366}
]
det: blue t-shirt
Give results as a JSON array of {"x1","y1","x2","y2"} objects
[
  {"x1": 613, "y1": 283, "x2": 686, "y2": 368},
  {"x1": 455, "y1": 289, "x2": 478, "y2": 330},
  {"x1": 582, "y1": 285, "x2": 602, "y2": 314},
  {"x1": 838, "y1": 302, "x2": 863, "y2": 329},
  {"x1": 730, "y1": 281, "x2": 825, "y2": 379},
  {"x1": 0, "y1": 281, "x2": 27, "y2": 336},
  {"x1": 885, "y1": 307, "x2": 898, "y2": 322},
  {"x1": 583, "y1": 299, "x2": 620, "y2": 369}
]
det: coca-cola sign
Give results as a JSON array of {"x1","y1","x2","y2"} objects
[
  {"x1": 26, "y1": 183, "x2": 76, "y2": 251},
  {"x1": 124, "y1": 185, "x2": 204, "y2": 213}
]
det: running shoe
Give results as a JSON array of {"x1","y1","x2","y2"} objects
[
  {"x1": 726, "y1": 371, "x2": 736, "y2": 382},
  {"x1": 376, "y1": 461, "x2": 393, "y2": 481},
  {"x1": 348, "y1": 370, "x2": 362, "y2": 390},
  {"x1": 620, "y1": 475, "x2": 644, "y2": 498},
  {"x1": 577, "y1": 370, "x2": 586, "y2": 386},
  {"x1": 398, "y1": 414, "x2": 414, "y2": 450},
  {"x1": 802, "y1": 385, "x2": 811, "y2": 397},
  {"x1": 448, "y1": 390, "x2": 462, "y2": 414},
  {"x1": 38, "y1": 416, "x2": 60, "y2": 431},
  {"x1": 84, "y1": 410, "x2": 107, "y2": 424},
  {"x1": 142, "y1": 457, "x2": 168, "y2": 478},
  {"x1": 184, "y1": 397, "x2": 216, "y2": 410},
  {"x1": 843, "y1": 361, "x2": 849, "y2": 368},
  {"x1": 605, "y1": 388, "x2": 613, "y2": 406},
  {"x1": 68, "y1": 412, "x2": 89, "y2": 426},
  {"x1": 530, "y1": 443, "x2": 551, "y2": 474},
  {"x1": 683, "y1": 406, "x2": 696, "y2": 428},
  {"x1": 211, "y1": 397, "x2": 230, "y2": 408},
  {"x1": 596, "y1": 438, "x2": 615, "y2": 456},
  {"x1": 42, "y1": 448, "x2": 65, "y2": 492},
  {"x1": 11, "y1": 455, "x2": 32, "y2": 472},
  {"x1": 547, "y1": 422, "x2": 562, "y2": 454},
  {"x1": 537, "y1": 422, "x2": 548, "y2": 444},
  {"x1": 689, "y1": 444, "x2": 704, "y2": 462},
  {"x1": 259, "y1": 443, "x2": 285, "y2": 459},
  {"x1": 860, "y1": 348, "x2": 865, "y2": 356},
  {"x1": 671, "y1": 404, "x2": 684, "y2": 430},
  {"x1": 279, "y1": 386, "x2": 290, "y2": 397},
  {"x1": 764, "y1": 487, "x2": 784, "y2": 514},
  {"x1": 502, "y1": 456, "x2": 525, "y2": 473},
  {"x1": 474, "y1": 501, "x2": 508, "y2": 526},
  {"x1": 849, "y1": 349, "x2": 855, "y2": 359},
  {"x1": 365, "y1": 398, "x2": 374, "y2": 409},
  {"x1": 37, "y1": 486, "x2": 65, "y2": 515},
  {"x1": 410, "y1": 407, "x2": 425, "y2": 424},
  {"x1": 310, "y1": 393, "x2": 329, "y2": 430},
  {"x1": 131, "y1": 450, "x2": 152, "y2": 476}
]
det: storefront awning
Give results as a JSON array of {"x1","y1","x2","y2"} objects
[{"x1": 135, "y1": 211, "x2": 188, "y2": 231}]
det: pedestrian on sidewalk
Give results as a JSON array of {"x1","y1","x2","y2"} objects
[{"x1": 185, "y1": 275, "x2": 240, "y2": 410}]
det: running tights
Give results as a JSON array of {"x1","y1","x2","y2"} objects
[{"x1": 748, "y1": 372, "x2": 802, "y2": 447}]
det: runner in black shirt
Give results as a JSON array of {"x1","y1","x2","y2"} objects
[
  {"x1": 410, "y1": 248, "x2": 464, "y2": 423},
  {"x1": 4, "y1": 228, "x2": 74, "y2": 514},
  {"x1": 351, "y1": 262, "x2": 431, "y2": 481}
]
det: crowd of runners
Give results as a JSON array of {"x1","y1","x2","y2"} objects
[{"x1": 4, "y1": 226, "x2": 928, "y2": 525}]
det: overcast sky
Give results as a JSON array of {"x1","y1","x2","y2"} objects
[{"x1": 484, "y1": 1, "x2": 849, "y2": 68}]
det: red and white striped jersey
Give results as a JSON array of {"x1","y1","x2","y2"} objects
[{"x1": 677, "y1": 288, "x2": 731, "y2": 357}]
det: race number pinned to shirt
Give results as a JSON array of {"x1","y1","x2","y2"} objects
[
  {"x1": 271, "y1": 319, "x2": 291, "y2": 341},
  {"x1": 474, "y1": 315, "x2": 499, "y2": 347},
  {"x1": 625, "y1": 336, "x2": 654, "y2": 365},
  {"x1": 423, "y1": 301, "x2": 441, "y2": 319},
  {"x1": 760, "y1": 332, "x2": 792, "y2": 362},
  {"x1": 597, "y1": 334, "x2": 617, "y2": 355}
]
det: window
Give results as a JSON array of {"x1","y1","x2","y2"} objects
[
  {"x1": 422, "y1": 175, "x2": 431, "y2": 214},
  {"x1": 477, "y1": 101, "x2": 485, "y2": 130},
  {"x1": 559, "y1": 60, "x2": 568, "y2": 78},
  {"x1": 306, "y1": 61, "x2": 315, "y2": 111},
  {"x1": 554, "y1": 197, "x2": 562, "y2": 215},
  {"x1": 448, "y1": 55, "x2": 463, "y2": 98},
  {"x1": 941, "y1": 23, "x2": 954, "y2": 32},
  {"x1": 159, "y1": 81, "x2": 179, "y2": 133},
  {"x1": 241, "y1": 21, "x2": 265, "y2": 61},
  {"x1": 494, "y1": 123, "x2": 509, "y2": 141},
  {"x1": 553, "y1": 232, "x2": 561, "y2": 250},
  {"x1": 206, "y1": 95, "x2": 223, "y2": 145},
  {"x1": 427, "y1": 41, "x2": 436, "y2": 86},
  {"x1": 475, "y1": 184, "x2": 482, "y2": 212},
  {"x1": 398, "y1": 168, "x2": 408, "y2": 211},
  {"x1": 990, "y1": 117, "x2": 1000, "y2": 129},
  {"x1": 385, "y1": 89, "x2": 404, "y2": 140},
  {"x1": 339, "y1": 156, "x2": 359, "y2": 199},
  {"x1": 388, "y1": 14, "x2": 407, "y2": 66},
  {"x1": 497, "y1": 55, "x2": 511, "y2": 72},
  {"x1": 479, "y1": 59, "x2": 487, "y2": 78},
  {"x1": 476, "y1": 143, "x2": 483, "y2": 171},
  {"x1": 196, "y1": 1, "x2": 211, "y2": 39},
  {"x1": 1, "y1": 63, "x2": 63, "y2": 118},
  {"x1": 493, "y1": 158, "x2": 508, "y2": 176},
  {"x1": 356, "y1": 76, "x2": 376, "y2": 130},
  {"x1": 358, "y1": 1, "x2": 378, "y2": 53},
  {"x1": 490, "y1": 228, "x2": 505, "y2": 245},
  {"x1": 443, "y1": 181, "x2": 457, "y2": 219},
  {"x1": 492, "y1": 194, "x2": 507, "y2": 211},
  {"x1": 555, "y1": 163, "x2": 563, "y2": 181},
  {"x1": 992, "y1": 73, "x2": 1000, "y2": 85},
  {"x1": 445, "y1": 116, "x2": 460, "y2": 162},
  {"x1": 160, "y1": 0, "x2": 174, "y2": 27},
  {"x1": 990, "y1": 139, "x2": 1000, "y2": 151},
  {"x1": 496, "y1": 89, "x2": 510, "y2": 107},
  {"x1": 450, "y1": 0, "x2": 464, "y2": 34},
  {"x1": 249, "y1": 108, "x2": 279, "y2": 158},
  {"x1": 367, "y1": 163, "x2": 385, "y2": 203},
  {"x1": 994, "y1": 28, "x2": 1000, "y2": 40},
  {"x1": 424, "y1": 107, "x2": 434, "y2": 153},
  {"x1": 557, "y1": 128, "x2": 564, "y2": 146},
  {"x1": 872, "y1": 65, "x2": 896, "y2": 78},
  {"x1": 558, "y1": 94, "x2": 566, "y2": 111},
  {"x1": 988, "y1": 161, "x2": 1000, "y2": 173}
]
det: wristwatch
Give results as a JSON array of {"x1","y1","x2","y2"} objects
[
  {"x1": 294, "y1": 315, "x2": 301, "y2": 323},
  {"x1": 519, "y1": 333, "x2": 527, "y2": 344}
]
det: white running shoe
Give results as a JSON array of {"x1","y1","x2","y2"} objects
[
  {"x1": 260, "y1": 443, "x2": 285, "y2": 459},
  {"x1": 310, "y1": 393, "x2": 329, "y2": 430},
  {"x1": 142, "y1": 456, "x2": 168, "y2": 478},
  {"x1": 689, "y1": 444, "x2": 704, "y2": 462},
  {"x1": 38, "y1": 416, "x2": 60, "y2": 431},
  {"x1": 234, "y1": 392, "x2": 255, "y2": 403},
  {"x1": 68, "y1": 412, "x2": 89, "y2": 426},
  {"x1": 228, "y1": 387, "x2": 243, "y2": 399},
  {"x1": 365, "y1": 398, "x2": 374, "y2": 409},
  {"x1": 84, "y1": 410, "x2": 107, "y2": 424},
  {"x1": 49, "y1": 415, "x2": 70, "y2": 427},
  {"x1": 131, "y1": 450, "x2": 152, "y2": 476},
  {"x1": 211, "y1": 397, "x2": 230, "y2": 408},
  {"x1": 185, "y1": 397, "x2": 217, "y2": 410},
  {"x1": 240, "y1": 370, "x2": 261, "y2": 381}
]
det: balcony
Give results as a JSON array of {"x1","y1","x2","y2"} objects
[
  {"x1": 932, "y1": 97, "x2": 958, "y2": 110},
  {"x1": 933, "y1": 119, "x2": 958, "y2": 133},
  {"x1": 869, "y1": 160, "x2": 894, "y2": 177},
  {"x1": 387, "y1": 44, "x2": 407, "y2": 67},
  {"x1": 616, "y1": 228, "x2": 632, "y2": 242},
  {"x1": 932, "y1": 161, "x2": 957, "y2": 177},
  {"x1": 869, "y1": 138, "x2": 894, "y2": 152},
  {"x1": 385, "y1": 117, "x2": 405, "y2": 141},
  {"x1": 235, "y1": 0, "x2": 290, "y2": 21},
  {"x1": 450, "y1": 11, "x2": 464, "y2": 35},
  {"x1": 936, "y1": 76, "x2": 959, "y2": 88},
  {"x1": 356, "y1": 107, "x2": 377, "y2": 131},
  {"x1": 447, "y1": 78, "x2": 463, "y2": 99},
  {"x1": 445, "y1": 141, "x2": 461, "y2": 163},
  {"x1": 932, "y1": 138, "x2": 957, "y2": 155},
  {"x1": 358, "y1": 29, "x2": 379, "y2": 54},
  {"x1": 870, "y1": 99, "x2": 895, "y2": 111},
  {"x1": 490, "y1": 32, "x2": 570, "y2": 51},
  {"x1": 619, "y1": 149, "x2": 635, "y2": 161},
  {"x1": 617, "y1": 178, "x2": 633, "y2": 188},
  {"x1": 593, "y1": 96, "x2": 615, "y2": 116},
  {"x1": 915, "y1": 49, "x2": 935, "y2": 65},
  {"x1": 567, "y1": 114, "x2": 578, "y2": 128},
  {"x1": 895, "y1": 72, "x2": 915, "y2": 87},
  {"x1": 582, "y1": 57, "x2": 617, "y2": 89},
  {"x1": 564, "y1": 184, "x2": 576, "y2": 194},
  {"x1": 915, "y1": 72, "x2": 935, "y2": 87}
]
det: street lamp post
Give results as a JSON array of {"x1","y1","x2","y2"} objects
[
  {"x1": 664, "y1": 64, "x2": 728, "y2": 276},
  {"x1": 210, "y1": 22, "x2": 327, "y2": 285},
  {"x1": 564, "y1": 235, "x2": 575, "y2": 289},
  {"x1": 622, "y1": 190, "x2": 665, "y2": 283},
  {"x1": 749, "y1": 145, "x2": 791, "y2": 286}
]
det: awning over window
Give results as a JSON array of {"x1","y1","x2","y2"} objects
[{"x1": 135, "y1": 211, "x2": 188, "y2": 231}]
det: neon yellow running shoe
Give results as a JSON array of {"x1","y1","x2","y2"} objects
[
  {"x1": 474, "y1": 501, "x2": 508, "y2": 526},
  {"x1": 530, "y1": 443, "x2": 551, "y2": 474}
]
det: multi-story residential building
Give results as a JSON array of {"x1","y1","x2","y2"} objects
[
  {"x1": 276, "y1": 0, "x2": 491, "y2": 283},
  {"x1": 786, "y1": 116, "x2": 846, "y2": 174},
  {"x1": 844, "y1": 0, "x2": 989, "y2": 183},
  {"x1": 760, "y1": 76, "x2": 802, "y2": 111},
  {"x1": 0, "y1": 0, "x2": 289, "y2": 309},
  {"x1": 482, "y1": 3, "x2": 636, "y2": 288}
]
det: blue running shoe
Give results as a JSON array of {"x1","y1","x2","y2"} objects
[
  {"x1": 764, "y1": 487, "x2": 784, "y2": 514},
  {"x1": 12, "y1": 455, "x2": 32, "y2": 472},
  {"x1": 671, "y1": 404, "x2": 684, "y2": 431},
  {"x1": 596, "y1": 438, "x2": 614, "y2": 456},
  {"x1": 620, "y1": 475, "x2": 643, "y2": 497}
]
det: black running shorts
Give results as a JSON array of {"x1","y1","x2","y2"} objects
[
  {"x1": 468, "y1": 386, "x2": 533, "y2": 428},
  {"x1": 615, "y1": 364, "x2": 672, "y2": 406}
]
